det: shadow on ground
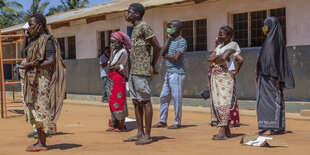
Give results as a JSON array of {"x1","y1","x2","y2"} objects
[
  {"x1": 152, "y1": 136, "x2": 175, "y2": 143},
  {"x1": 229, "y1": 133, "x2": 246, "y2": 138},
  {"x1": 48, "y1": 143, "x2": 82, "y2": 150},
  {"x1": 51, "y1": 132, "x2": 74, "y2": 136},
  {"x1": 180, "y1": 125, "x2": 197, "y2": 128}
]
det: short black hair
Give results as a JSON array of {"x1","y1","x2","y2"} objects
[
  {"x1": 129, "y1": 3, "x2": 145, "y2": 18},
  {"x1": 30, "y1": 14, "x2": 49, "y2": 34},
  {"x1": 220, "y1": 26, "x2": 233, "y2": 37},
  {"x1": 170, "y1": 20, "x2": 182, "y2": 29}
]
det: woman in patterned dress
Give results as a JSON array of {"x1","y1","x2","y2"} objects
[
  {"x1": 106, "y1": 31, "x2": 131, "y2": 132},
  {"x1": 207, "y1": 26, "x2": 244, "y2": 140},
  {"x1": 19, "y1": 14, "x2": 66, "y2": 151}
]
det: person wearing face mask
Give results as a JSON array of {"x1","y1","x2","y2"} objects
[
  {"x1": 105, "y1": 31, "x2": 131, "y2": 132},
  {"x1": 207, "y1": 26, "x2": 244, "y2": 140},
  {"x1": 152, "y1": 20, "x2": 187, "y2": 129},
  {"x1": 18, "y1": 14, "x2": 66, "y2": 152},
  {"x1": 123, "y1": 3, "x2": 161, "y2": 145},
  {"x1": 256, "y1": 17, "x2": 295, "y2": 136}
]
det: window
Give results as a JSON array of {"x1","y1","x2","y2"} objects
[
  {"x1": 57, "y1": 38, "x2": 65, "y2": 59},
  {"x1": 100, "y1": 29, "x2": 120, "y2": 52},
  {"x1": 57, "y1": 36, "x2": 76, "y2": 60},
  {"x1": 181, "y1": 19, "x2": 207, "y2": 52},
  {"x1": 232, "y1": 8, "x2": 286, "y2": 47},
  {"x1": 68, "y1": 36, "x2": 76, "y2": 59},
  {"x1": 233, "y1": 13, "x2": 248, "y2": 47},
  {"x1": 250, "y1": 10, "x2": 267, "y2": 47},
  {"x1": 270, "y1": 8, "x2": 286, "y2": 42}
]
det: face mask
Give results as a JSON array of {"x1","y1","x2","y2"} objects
[
  {"x1": 112, "y1": 42, "x2": 119, "y2": 50},
  {"x1": 125, "y1": 12, "x2": 135, "y2": 22},
  {"x1": 28, "y1": 24, "x2": 40, "y2": 37},
  {"x1": 262, "y1": 26, "x2": 268, "y2": 35},
  {"x1": 167, "y1": 27, "x2": 177, "y2": 35}
]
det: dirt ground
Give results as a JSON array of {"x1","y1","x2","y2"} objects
[{"x1": 1, "y1": 103, "x2": 310, "y2": 155}]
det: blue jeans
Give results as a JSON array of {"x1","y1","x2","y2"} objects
[
  {"x1": 159, "y1": 72, "x2": 185, "y2": 125},
  {"x1": 102, "y1": 77, "x2": 107, "y2": 101}
]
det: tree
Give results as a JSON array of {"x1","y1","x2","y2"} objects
[
  {"x1": 23, "y1": 0, "x2": 50, "y2": 21},
  {"x1": 0, "y1": 0, "x2": 23, "y2": 28},
  {"x1": 46, "y1": 5, "x2": 64, "y2": 16},
  {"x1": 61, "y1": 0, "x2": 89, "y2": 11}
]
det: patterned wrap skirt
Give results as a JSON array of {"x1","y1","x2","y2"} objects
[
  {"x1": 209, "y1": 65, "x2": 239, "y2": 127},
  {"x1": 106, "y1": 71, "x2": 128, "y2": 125},
  {"x1": 20, "y1": 59, "x2": 56, "y2": 134}
]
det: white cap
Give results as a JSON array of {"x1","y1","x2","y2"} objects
[{"x1": 22, "y1": 23, "x2": 29, "y2": 29}]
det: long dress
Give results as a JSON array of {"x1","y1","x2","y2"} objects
[
  {"x1": 256, "y1": 17, "x2": 295, "y2": 130},
  {"x1": 106, "y1": 48, "x2": 129, "y2": 126},
  {"x1": 20, "y1": 34, "x2": 66, "y2": 134},
  {"x1": 209, "y1": 41, "x2": 241, "y2": 127}
]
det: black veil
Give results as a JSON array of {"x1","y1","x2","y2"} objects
[{"x1": 257, "y1": 17, "x2": 295, "y2": 89}]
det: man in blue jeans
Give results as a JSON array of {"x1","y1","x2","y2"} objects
[
  {"x1": 153, "y1": 20, "x2": 187, "y2": 129},
  {"x1": 99, "y1": 47, "x2": 110, "y2": 102}
]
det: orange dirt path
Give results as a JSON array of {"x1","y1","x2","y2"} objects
[{"x1": 1, "y1": 103, "x2": 310, "y2": 155}]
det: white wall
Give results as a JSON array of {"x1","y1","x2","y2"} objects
[{"x1": 48, "y1": 0, "x2": 310, "y2": 59}]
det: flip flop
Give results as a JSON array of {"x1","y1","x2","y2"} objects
[
  {"x1": 212, "y1": 134, "x2": 228, "y2": 140},
  {"x1": 152, "y1": 122, "x2": 167, "y2": 128},
  {"x1": 112, "y1": 128, "x2": 124, "y2": 132},
  {"x1": 26, "y1": 145, "x2": 47, "y2": 152},
  {"x1": 124, "y1": 136, "x2": 141, "y2": 142},
  {"x1": 106, "y1": 127, "x2": 115, "y2": 132}
]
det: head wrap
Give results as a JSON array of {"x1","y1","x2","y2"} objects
[{"x1": 111, "y1": 31, "x2": 131, "y2": 54}]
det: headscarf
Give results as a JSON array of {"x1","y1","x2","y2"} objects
[
  {"x1": 256, "y1": 17, "x2": 295, "y2": 89},
  {"x1": 111, "y1": 31, "x2": 131, "y2": 53}
]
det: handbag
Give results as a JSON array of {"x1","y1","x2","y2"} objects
[{"x1": 201, "y1": 89, "x2": 210, "y2": 100}]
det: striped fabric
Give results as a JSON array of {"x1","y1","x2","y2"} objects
[{"x1": 166, "y1": 37, "x2": 187, "y2": 74}]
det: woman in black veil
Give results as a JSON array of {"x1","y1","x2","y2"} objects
[{"x1": 256, "y1": 17, "x2": 295, "y2": 135}]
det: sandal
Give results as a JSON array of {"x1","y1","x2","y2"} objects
[
  {"x1": 106, "y1": 127, "x2": 115, "y2": 132},
  {"x1": 212, "y1": 134, "x2": 228, "y2": 140},
  {"x1": 112, "y1": 128, "x2": 124, "y2": 132},
  {"x1": 152, "y1": 122, "x2": 167, "y2": 128},
  {"x1": 167, "y1": 125, "x2": 182, "y2": 129},
  {"x1": 26, "y1": 145, "x2": 47, "y2": 152}
]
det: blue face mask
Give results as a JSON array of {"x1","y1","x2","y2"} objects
[{"x1": 112, "y1": 42, "x2": 119, "y2": 50}]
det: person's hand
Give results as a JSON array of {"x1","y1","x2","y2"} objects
[
  {"x1": 109, "y1": 65, "x2": 120, "y2": 71},
  {"x1": 167, "y1": 34, "x2": 173, "y2": 40},
  {"x1": 255, "y1": 68, "x2": 257, "y2": 75},
  {"x1": 17, "y1": 63, "x2": 31, "y2": 69},
  {"x1": 23, "y1": 29, "x2": 30, "y2": 39},
  {"x1": 229, "y1": 71, "x2": 237, "y2": 78},
  {"x1": 152, "y1": 64, "x2": 159, "y2": 75}
]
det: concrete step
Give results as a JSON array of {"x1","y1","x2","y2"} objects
[{"x1": 301, "y1": 110, "x2": 310, "y2": 117}]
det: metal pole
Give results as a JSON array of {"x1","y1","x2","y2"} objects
[
  {"x1": 0, "y1": 24, "x2": 7, "y2": 118},
  {"x1": 0, "y1": 24, "x2": 4, "y2": 118}
]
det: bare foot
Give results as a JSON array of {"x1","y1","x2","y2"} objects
[
  {"x1": 257, "y1": 130, "x2": 272, "y2": 135},
  {"x1": 124, "y1": 135, "x2": 142, "y2": 142},
  {"x1": 135, "y1": 136, "x2": 152, "y2": 145},
  {"x1": 226, "y1": 127, "x2": 232, "y2": 137}
]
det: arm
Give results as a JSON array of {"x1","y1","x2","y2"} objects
[
  {"x1": 161, "y1": 35, "x2": 172, "y2": 57},
  {"x1": 206, "y1": 51, "x2": 218, "y2": 62},
  {"x1": 233, "y1": 54, "x2": 244, "y2": 76},
  {"x1": 148, "y1": 36, "x2": 161, "y2": 74},
  {"x1": 214, "y1": 49, "x2": 235, "y2": 64},
  {"x1": 109, "y1": 52, "x2": 128, "y2": 71},
  {"x1": 164, "y1": 51, "x2": 182, "y2": 62},
  {"x1": 20, "y1": 30, "x2": 29, "y2": 58}
]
